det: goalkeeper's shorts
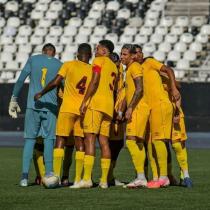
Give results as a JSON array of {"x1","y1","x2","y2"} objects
[{"x1": 24, "y1": 108, "x2": 56, "y2": 140}]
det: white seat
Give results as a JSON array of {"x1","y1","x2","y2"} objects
[
  {"x1": 1, "y1": 72, "x2": 14, "y2": 81},
  {"x1": 18, "y1": 25, "x2": 32, "y2": 36},
  {"x1": 31, "y1": 10, "x2": 44, "y2": 20},
  {"x1": 143, "y1": 43, "x2": 156, "y2": 54},
  {"x1": 117, "y1": 8, "x2": 131, "y2": 19},
  {"x1": 106, "y1": 1, "x2": 120, "y2": 11},
  {"x1": 60, "y1": 35, "x2": 73, "y2": 45},
  {"x1": 167, "y1": 50, "x2": 181, "y2": 62},
  {"x1": 34, "y1": 26, "x2": 48, "y2": 36},
  {"x1": 0, "y1": 52, "x2": 13, "y2": 63},
  {"x1": 64, "y1": 44, "x2": 78, "y2": 54},
  {"x1": 200, "y1": 24, "x2": 210, "y2": 35},
  {"x1": 183, "y1": 50, "x2": 196, "y2": 61},
  {"x1": 124, "y1": 26, "x2": 137, "y2": 36},
  {"x1": 146, "y1": 9, "x2": 160, "y2": 19},
  {"x1": 105, "y1": 33, "x2": 118, "y2": 44},
  {"x1": 0, "y1": 0, "x2": 7, "y2": 4},
  {"x1": 75, "y1": 34, "x2": 88, "y2": 44},
  {"x1": 15, "y1": 35, "x2": 28, "y2": 44},
  {"x1": 68, "y1": 17, "x2": 82, "y2": 27},
  {"x1": 174, "y1": 42, "x2": 187, "y2": 53},
  {"x1": 79, "y1": 26, "x2": 92, "y2": 36},
  {"x1": 176, "y1": 59, "x2": 190, "y2": 69},
  {"x1": 23, "y1": 0, "x2": 36, "y2": 3},
  {"x1": 35, "y1": 2, "x2": 48, "y2": 11},
  {"x1": 92, "y1": 1, "x2": 105, "y2": 11},
  {"x1": 46, "y1": 10, "x2": 59, "y2": 20},
  {"x1": 68, "y1": 0, "x2": 81, "y2": 4},
  {"x1": 115, "y1": 43, "x2": 123, "y2": 54},
  {"x1": 18, "y1": 44, "x2": 32, "y2": 53},
  {"x1": 64, "y1": 25, "x2": 77, "y2": 36},
  {"x1": 151, "y1": 1, "x2": 164, "y2": 11},
  {"x1": 88, "y1": 9, "x2": 101, "y2": 19},
  {"x1": 0, "y1": 35, "x2": 13, "y2": 44},
  {"x1": 0, "y1": 17, "x2": 6, "y2": 28},
  {"x1": 33, "y1": 45, "x2": 43, "y2": 53},
  {"x1": 50, "y1": 1, "x2": 63, "y2": 11},
  {"x1": 49, "y1": 26, "x2": 63, "y2": 36},
  {"x1": 120, "y1": 34, "x2": 133, "y2": 44},
  {"x1": 3, "y1": 26, "x2": 16, "y2": 36},
  {"x1": 191, "y1": 16, "x2": 206, "y2": 27},
  {"x1": 145, "y1": 18, "x2": 158, "y2": 27},
  {"x1": 153, "y1": 51, "x2": 166, "y2": 62},
  {"x1": 170, "y1": 25, "x2": 184, "y2": 35},
  {"x1": 30, "y1": 35, "x2": 43, "y2": 45},
  {"x1": 176, "y1": 16, "x2": 189, "y2": 28},
  {"x1": 126, "y1": 0, "x2": 138, "y2": 3},
  {"x1": 38, "y1": 0, "x2": 51, "y2": 3},
  {"x1": 61, "y1": 52, "x2": 75, "y2": 62},
  {"x1": 160, "y1": 16, "x2": 173, "y2": 27},
  {"x1": 189, "y1": 42, "x2": 202, "y2": 53},
  {"x1": 3, "y1": 44, "x2": 17, "y2": 53},
  {"x1": 45, "y1": 35, "x2": 58, "y2": 44},
  {"x1": 129, "y1": 17, "x2": 143, "y2": 27},
  {"x1": 90, "y1": 34, "x2": 103, "y2": 45},
  {"x1": 196, "y1": 33, "x2": 208, "y2": 44},
  {"x1": 54, "y1": 45, "x2": 63, "y2": 54},
  {"x1": 165, "y1": 33, "x2": 178, "y2": 44},
  {"x1": 158, "y1": 42, "x2": 171, "y2": 53},
  {"x1": 83, "y1": 17, "x2": 97, "y2": 28},
  {"x1": 39, "y1": 18, "x2": 52, "y2": 27},
  {"x1": 5, "y1": 1, "x2": 18, "y2": 12},
  {"x1": 180, "y1": 33, "x2": 193, "y2": 44},
  {"x1": 155, "y1": 25, "x2": 168, "y2": 35},
  {"x1": 5, "y1": 61, "x2": 19, "y2": 70},
  {"x1": 16, "y1": 52, "x2": 29, "y2": 63},
  {"x1": 94, "y1": 25, "x2": 107, "y2": 36},
  {"x1": 150, "y1": 33, "x2": 163, "y2": 44},
  {"x1": 134, "y1": 34, "x2": 148, "y2": 45},
  {"x1": 140, "y1": 26, "x2": 153, "y2": 36},
  {"x1": 7, "y1": 17, "x2": 20, "y2": 28}
]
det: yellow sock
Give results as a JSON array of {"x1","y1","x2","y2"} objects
[
  {"x1": 74, "y1": 151, "x2": 85, "y2": 182},
  {"x1": 153, "y1": 140, "x2": 168, "y2": 177},
  {"x1": 100, "y1": 158, "x2": 111, "y2": 183},
  {"x1": 147, "y1": 142, "x2": 159, "y2": 180},
  {"x1": 83, "y1": 155, "x2": 95, "y2": 181},
  {"x1": 62, "y1": 146, "x2": 74, "y2": 178},
  {"x1": 53, "y1": 148, "x2": 64, "y2": 178},
  {"x1": 172, "y1": 142, "x2": 189, "y2": 172},
  {"x1": 108, "y1": 160, "x2": 116, "y2": 181},
  {"x1": 126, "y1": 140, "x2": 145, "y2": 174},
  {"x1": 35, "y1": 150, "x2": 45, "y2": 178}
]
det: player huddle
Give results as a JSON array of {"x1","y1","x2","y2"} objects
[{"x1": 8, "y1": 40, "x2": 192, "y2": 189}]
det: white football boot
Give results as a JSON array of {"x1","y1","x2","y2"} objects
[
  {"x1": 20, "y1": 179, "x2": 28, "y2": 187},
  {"x1": 124, "y1": 178, "x2": 147, "y2": 189}
]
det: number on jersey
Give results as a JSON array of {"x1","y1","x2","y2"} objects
[
  {"x1": 76, "y1": 76, "x2": 87, "y2": 95},
  {"x1": 109, "y1": 72, "x2": 117, "y2": 91},
  {"x1": 41, "y1": 68, "x2": 48, "y2": 87}
]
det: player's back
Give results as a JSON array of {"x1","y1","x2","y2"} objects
[
  {"x1": 58, "y1": 60, "x2": 92, "y2": 115},
  {"x1": 89, "y1": 56, "x2": 118, "y2": 117},
  {"x1": 28, "y1": 54, "x2": 62, "y2": 112}
]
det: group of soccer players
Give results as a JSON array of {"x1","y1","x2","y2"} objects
[{"x1": 8, "y1": 39, "x2": 192, "y2": 189}]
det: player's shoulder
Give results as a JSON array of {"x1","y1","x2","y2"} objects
[{"x1": 129, "y1": 61, "x2": 143, "y2": 71}]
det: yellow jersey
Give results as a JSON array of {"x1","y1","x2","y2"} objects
[
  {"x1": 88, "y1": 56, "x2": 118, "y2": 117},
  {"x1": 58, "y1": 60, "x2": 92, "y2": 115},
  {"x1": 142, "y1": 58, "x2": 170, "y2": 107},
  {"x1": 125, "y1": 62, "x2": 143, "y2": 106}
]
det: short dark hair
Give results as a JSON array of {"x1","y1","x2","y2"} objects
[
  {"x1": 78, "y1": 43, "x2": 92, "y2": 56},
  {"x1": 110, "y1": 52, "x2": 120, "y2": 63},
  {"x1": 122, "y1": 44, "x2": 136, "y2": 54},
  {"x1": 133, "y1": 44, "x2": 142, "y2": 51},
  {"x1": 42, "y1": 43, "x2": 56, "y2": 53},
  {"x1": 99, "y1": 39, "x2": 114, "y2": 53}
]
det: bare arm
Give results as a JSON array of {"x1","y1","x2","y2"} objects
[{"x1": 34, "y1": 75, "x2": 63, "y2": 101}]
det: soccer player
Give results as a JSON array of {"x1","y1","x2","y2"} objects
[
  {"x1": 134, "y1": 45, "x2": 180, "y2": 188},
  {"x1": 120, "y1": 44, "x2": 148, "y2": 188},
  {"x1": 8, "y1": 43, "x2": 62, "y2": 187},
  {"x1": 79, "y1": 40, "x2": 118, "y2": 189},
  {"x1": 108, "y1": 52, "x2": 125, "y2": 186},
  {"x1": 34, "y1": 43, "x2": 92, "y2": 188}
]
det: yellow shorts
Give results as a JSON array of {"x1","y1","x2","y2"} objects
[
  {"x1": 109, "y1": 122, "x2": 125, "y2": 141},
  {"x1": 172, "y1": 116, "x2": 187, "y2": 141},
  {"x1": 56, "y1": 112, "x2": 84, "y2": 137},
  {"x1": 83, "y1": 109, "x2": 111, "y2": 137},
  {"x1": 126, "y1": 104, "x2": 150, "y2": 139},
  {"x1": 150, "y1": 102, "x2": 173, "y2": 140}
]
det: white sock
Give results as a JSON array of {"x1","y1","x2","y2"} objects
[
  {"x1": 137, "y1": 173, "x2": 146, "y2": 180},
  {"x1": 159, "y1": 176, "x2": 167, "y2": 179},
  {"x1": 183, "y1": 170, "x2": 190, "y2": 178}
]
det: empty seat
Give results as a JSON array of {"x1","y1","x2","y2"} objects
[
  {"x1": 49, "y1": 26, "x2": 63, "y2": 36},
  {"x1": 124, "y1": 26, "x2": 137, "y2": 36},
  {"x1": 68, "y1": 17, "x2": 82, "y2": 27},
  {"x1": 158, "y1": 42, "x2": 171, "y2": 53},
  {"x1": 167, "y1": 50, "x2": 181, "y2": 62},
  {"x1": 18, "y1": 25, "x2": 32, "y2": 36},
  {"x1": 94, "y1": 25, "x2": 107, "y2": 36},
  {"x1": 120, "y1": 34, "x2": 133, "y2": 44},
  {"x1": 129, "y1": 17, "x2": 143, "y2": 27},
  {"x1": 176, "y1": 59, "x2": 190, "y2": 70},
  {"x1": 183, "y1": 50, "x2": 196, "y2": 61},
  {"x1": 75, "y1": 34, "x2": 88, "y2": 44},
  {"x1": 54, "y1": 45, "x2": 63, "y2": 54},
  {"x1": 160, "y1": 16, "x2": 173, "y2": 27},
  {"x1": 1, "y1": 72, "x2": 14, "y2": 81},
  {"x1": 16, "y1": 52, "x2": 29, "y2": 63},
  {"x1": 83, "y1": 17, "x2": 97, "y2": 28},
  {"x1": 0, "y1": 17, "x2": 6, "y2": 28},
  {"x1": 155, "y1": 25, "x2": 168, "y2": 35},
  {"x1": 49, "y1": 1, "x2": 63, "y2": 11},
  {"x1": 61, "y1": 52, "x2": 75, "y2": 62},
  {"x1": 0, "y1": 52, "x2": 13, "y2": 63},
  {"x1": 64, "y1": 44, "x2": 78, "y2": 54},
  {"x1": 143, "y1": 43, "x2": 156, "y2": 54},
  {"x1": 180, "y1": 33, "x2": 193, "y2": 44},
  {"x1": 46, "y1": 10, "x2": 59, "y2": 20},
  {"x1": 45, "y1": 35, "x2": 58, "y2": 44},
  {"x1": 39, "y1": 18, "x2": 52, "y2": 27},
  {"x1": 30, "y1": 35, "x2": 43, "y2": 45},
  {"x1": 117, "y1": 8, "x2": 131, "y2": 19},
  {"x1": 15, "y1": 35, "x2": 28, "y2": 44},
  {"x1": 18, "y1": 44, "x2": 32, "y2": 53},
  {"x1": 146, "y1": 9, "x2": 160, "y2": 19},
  {"x1": 7, "y1": 17, "x2": 20, "y2": 28},
  {"x1": 92, "y1": 1, "x2": 105, "y2": 11},
  {"x1": 153, "y1": 51, "x2": 166, "y2": 62},
  {"x1": 165, "y1": 33, "x2": 178, "y2": 44},
  {"x1": 189, "y1": 42, "x2": 202, "y2": 54},
  {"x1": 174, "y1": 42, "x2": 187, "y2": 53},
  {"x1": 115, "y1": 43, "x2": 123, "y2": 54},
  {"x1": 170, "y1": 25, "x2": 184, "y2": 35},
  {"x1": 145, "y1": 18, "x2": 158, "y2": 27},
  {"x1": 34, "y1": 26, "x2": 48, "y2": 36},
  {"x1": 88, "y1": 9, "x2": 101, "y2": 19},
  {"x1": 3, "y1": 44, "x2": 17, "y2": 53},
  {"x1": 33, "y1": 45, "x2": 43, "y2": 53},
  {"x1": 35, "y1": 2, "x2": 48, "y2": 11},
  {"x1": 90, "y1": 34, "x2": 103, "y2": 45},
  {"x1": 31, "y1": 9, "x2": 44, "y2": 20},
  {"x1": 151, "y1": 1, "x2": 164, "y2": 11},
  {"x1": 140, "y1": 26, "x2": 153, "y2": 36},
  {"x1": 196, "y1": 33, "x2": 208, "y2": 44},
  {"x1": 79, "y1": 26, "x2": 92, "y2": 36},
  {"x1": 5, "y1": 1, "x2": 18, "y2": 12},
  {"x1": 176, "y1": 16, "x2": 189, "y2": 28},
  {"x1": 134, "y1": 34, "x2": 148, "y2": 45},
  {"x1": 0, "y1": 35, "x2": 13, "y2": 44},
  {"x1": 105, "y1": 33, "x2": 118, "y2": 44},
  {"x1": 64, "y1": 25, "x2": 77, "y2": 36},
  {"x1": 3, "y1": 26, "x2": 16, "y2": 36},
  {"x1": 200, "y1": 24, "x2": 210, "y2": 35},
  {"x1": 150, "y1": 33, "x2": 163, "y2": 44},
  {"x1": 106, "y1": 1, "x2": 120, "y2": 11},
  {"x1": 60, "y1": 35, "x2": 73, "y2": 45},
  {"x1": 191, "y1": 16, "x2": 206, "y2": 27},
  {"x1": 5, "y1": 61, "x2": 19, "y2": 70}
]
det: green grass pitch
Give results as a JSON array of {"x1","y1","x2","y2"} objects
[{"x1": 0, "y1": 147, "x2": 209, "y2": 210}]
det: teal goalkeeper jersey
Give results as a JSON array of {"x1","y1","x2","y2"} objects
[{"x1": 13, "y1": 54, "x2": 62, "y2": 112}]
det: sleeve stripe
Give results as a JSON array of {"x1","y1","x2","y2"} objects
[{"x1": 92, "y1": 65, "x2": 101, "y2": 73}]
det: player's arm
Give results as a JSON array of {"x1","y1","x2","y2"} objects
[
  {"x1": 8, "y1": 58, "x2": 32, "y2": 118},
  {"x1": 125, "y1": 76, "x2": 143, "y2": 121},
  {"x1": 34, "y1": 75, "x2": 63, "y2": 101},
  {"x1": 160, "y1": 65, "x2": 180, "y2": 102},
  {"x1": 80, "y1": 70, "x2": 100, "y2": 115}
]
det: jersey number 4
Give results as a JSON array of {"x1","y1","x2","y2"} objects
[
  {"x1": 76, "y1": 76, "x2": 87, "y2": 95},
  {"x1": 41, "y1": 68, "x2": 48, "y2": 87},
  {"x1": 109, "y1": 72, "x2": 117, "y2": 91}
]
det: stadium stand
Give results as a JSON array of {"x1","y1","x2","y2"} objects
[{"x1": 0, "y1": 0, "x2": 210, "y2": 82}]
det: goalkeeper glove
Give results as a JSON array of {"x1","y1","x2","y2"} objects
[{"x1": 8, "y1": 95, "x2": 21, "y2": 118}]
